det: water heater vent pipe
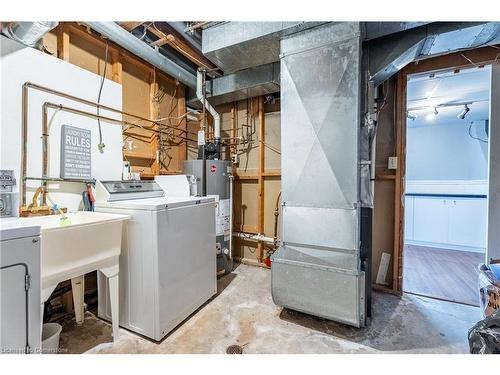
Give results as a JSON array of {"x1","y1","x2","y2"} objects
[{"x1": 196, "y1": 69, "x2": 221, "y2": 141}]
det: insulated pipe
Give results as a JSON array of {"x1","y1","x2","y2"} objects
[
  {"x1": 196, "y1": 70, "x2": 221, "y2": 141},
  {"x1": 85, "y1": 22, "x2": 197, "y2": 89},
  {"x1": 2, "y1": 22, "x2": 58, "y2": 48},
  {"x1": 233, "y1": 232, "x2": 276, "y2": 245}
]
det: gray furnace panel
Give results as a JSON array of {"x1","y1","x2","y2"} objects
[{"x1": 271, "y1": 22, "x2": 366, "y2": 327}]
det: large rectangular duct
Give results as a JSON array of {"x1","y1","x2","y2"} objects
[
  {"x1": 271, "y1": 22, "x2": 367, "y2": 327},
  {"x1": 202, "y1": 22, "x2": 325, "y2": 73},
  {"x1": 207, "y1": 62, "x2": 280, "y2": 106},
  {"x1": 368, "y1": 22, "x2": 500, "y2": 86}
]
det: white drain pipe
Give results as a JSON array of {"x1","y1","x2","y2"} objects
[
  {"x1": 196, "y1": 70, "x2": 221, "y2": 141},
  {"x1": 233, "y1": 232, "x2": 276, "y2": 245}
]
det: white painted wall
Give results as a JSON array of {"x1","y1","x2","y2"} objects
[
  {"x1": 487, "y1": 63, "x2": 500, "y2": 262},
  {"x1": 0, "y1": 36, "x2": 123, "y2": 212},
  {"x1": 405, "y1": 106, "x2": 489, "y2": 253},
  {"x1": 406, "y1": 120, "x2": 488, "y2": 181}
]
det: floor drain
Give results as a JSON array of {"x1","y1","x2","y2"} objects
[{"x1": 226, "y1": 344, "x2": 243, "y2": 354}]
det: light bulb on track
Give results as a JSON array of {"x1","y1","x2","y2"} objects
[
  {"x1": 425, "y1": 107, "x2": 438, "y2": 121},
  {"x1": 457, "y1": 104, "x2": 470, "y2": 119},
  {"x1": 407, "y1": 112, "x2": 417, "y2": 121}
]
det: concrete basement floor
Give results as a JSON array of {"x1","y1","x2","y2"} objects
[{"x1": 58, "y1": 263, "x2": 480, "y2": 354}]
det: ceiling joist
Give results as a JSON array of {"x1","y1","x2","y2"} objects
[
  {"x1": 120, "y1": 22, "x2": 144, "y2": 32},
  {"x1": 118, "y1": 22, "x2": 219, "y2": 73}
]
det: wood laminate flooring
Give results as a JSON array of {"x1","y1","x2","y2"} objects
[{"x1": 403, "y1": 244, "x2": 484, "y2": 306}]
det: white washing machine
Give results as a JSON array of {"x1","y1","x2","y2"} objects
[
  {"x1": 94, "y1": 180, "x2": 216, "y2": 341},
  {"x1": 0, "y1": 218, "x2": 41, "y2": 354}
]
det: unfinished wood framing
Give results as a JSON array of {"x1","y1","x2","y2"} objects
[
  {"x1": 177, "y1": 84, "x2": 187, "y2": 164},
  {"x1": 140, "y1": 22, "x2": 217, "y2": 71},
  {"x1": 257, "y1": 96, "x2": 265, "y2": 262},
  {"x1": 42, "y1": 22, "x2": 281, "y2": 266},
  {"x1": 56, "y1": 24, "x2": 70, "y2": 61},
  {"x1": 119, "y1": 22, "x2": 144, "y2": 32},
  {"x1": 216, "y1": 98, "x2": 281, "y2": 264},
  {"x1": 44, "y1": 22, "x2": 188, "y2": 179},
  {"x1": 149, "y1": 71, "x2": 160, "y2": 175},
  {"x1": 110, "y1": 49, "x2": 122, "y2": 84},
  {"x1": 392, "y1": 71, "x2": 407, "y2": 294}
]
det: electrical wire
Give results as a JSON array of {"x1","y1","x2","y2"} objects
[
  {"x1": 460, "y1": 45, "x2": 500, "y2": 68},
  {"x1": 97, "y1": 42, "x2": 109, "y2": 153},
  {"x1": 468, "y1": 121, "x2": 488, "y2": 143},
  {"x1": 138, "y1": 22, "x2": 153, "y2": 41}
]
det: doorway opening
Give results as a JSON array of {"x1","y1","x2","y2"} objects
[{"x1": 402, "y1": 66, "x2": 490, "y2": 306}]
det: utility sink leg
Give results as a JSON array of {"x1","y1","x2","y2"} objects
[
  {"x1": 71, "y1": 275, "x2": 85, "y2": 325},
  {"x1": 108, "y1": 274, "x2": 119, "y2": 341},
  {"x1": 100, "y1": 263, "x2": 120, "y2": 342}
]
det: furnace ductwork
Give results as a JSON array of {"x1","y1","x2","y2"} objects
[{"x1": 1, "y1": 22, "x2": 58, "y2": 48}]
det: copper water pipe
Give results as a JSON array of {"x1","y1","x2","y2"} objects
[
  {"x1": 188, "y1": 22, "x2": 209, "y2": 32},
  {"x1": 21, "y1": 81, "x2": 193, "y2": 206},
  {"x1": 36, "y1": 102, "x2": 198, "y2": 207},
  {"x1": 24, "y1": 82, "x2": 178, "y2": 129},
  {"x1": 43, "y1": 103, "x2": 198, "y2": 138}
]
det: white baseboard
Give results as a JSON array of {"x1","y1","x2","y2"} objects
[{"x1": 405, "y1": 239, "x2": 485, "y2": 254}]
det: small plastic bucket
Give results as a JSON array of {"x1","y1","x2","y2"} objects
[{"x1": 41, "y1": 323, "x2": 62, "y2": 354}]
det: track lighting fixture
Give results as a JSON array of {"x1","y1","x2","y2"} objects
[
  {"x1": 457, "y1": 104, "x2": 470, "y2": 119},
  {"x1": 425, "y1": 107, "x2": 438, "y2": 121}
]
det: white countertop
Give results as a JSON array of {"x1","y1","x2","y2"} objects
[
  {"x1": 0, "y1": 217, "x2": 41, "y2": 241},
  {"x1": 405, "y1": 180, "x2": 488, "y2": 196},
  {"x1": 95, "y1": 195, "x2": 215, "y2": 210}
]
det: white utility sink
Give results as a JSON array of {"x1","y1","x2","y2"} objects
[{"x1": 19, "y1": 211, "x2": 129, "y2": 341}]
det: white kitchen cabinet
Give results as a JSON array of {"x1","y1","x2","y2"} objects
[
  {"x1": 448, "y1": 198, "x2": 487, "y2": 249},
  {"x1": 413, "y1": 197, "x2": 449, "y2": 244},
  {"x1": 404, "y1": 196, "x2": 415, "y2": 241},
  {"x1": 404, "y1": 195, "x2": 487, "y2": 252}
]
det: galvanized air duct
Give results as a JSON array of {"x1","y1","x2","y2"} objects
[
  {"x1": 1, "y1": 22, "x2": 58, "y2": 48},
  {"x1": 85, "y1": 22, "x2": 197, "y2": 89}
]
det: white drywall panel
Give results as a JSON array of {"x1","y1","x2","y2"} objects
[{"x1": 1, "y1": 35, "x2": 123, "y2": 212}]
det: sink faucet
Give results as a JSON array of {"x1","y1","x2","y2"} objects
[
  {"x1": 30, "y1": 186, "x2": 45, "y2": 209},
  {"x1": 19, "y1": 186, "x2": 51, "y2": 216}
]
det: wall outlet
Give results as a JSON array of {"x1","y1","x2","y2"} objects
[
  {"x1": 388, "y1": 156, "x2": 398, "y2": 170},
  {"x1": 231, "y1": 154, "x2": 239, "y2": 165}
]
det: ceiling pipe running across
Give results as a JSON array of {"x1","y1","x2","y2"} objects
[
  {"x1": 85, "y1": 22, "x2": 197, "y2": 89},
  {"x1": 166, "y1": 22, "x2": 203, "y2": 53}
]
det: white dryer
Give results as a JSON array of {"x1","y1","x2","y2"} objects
[{"x1": 94, "y1": 180, "x2": 216, "y2": 341}]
